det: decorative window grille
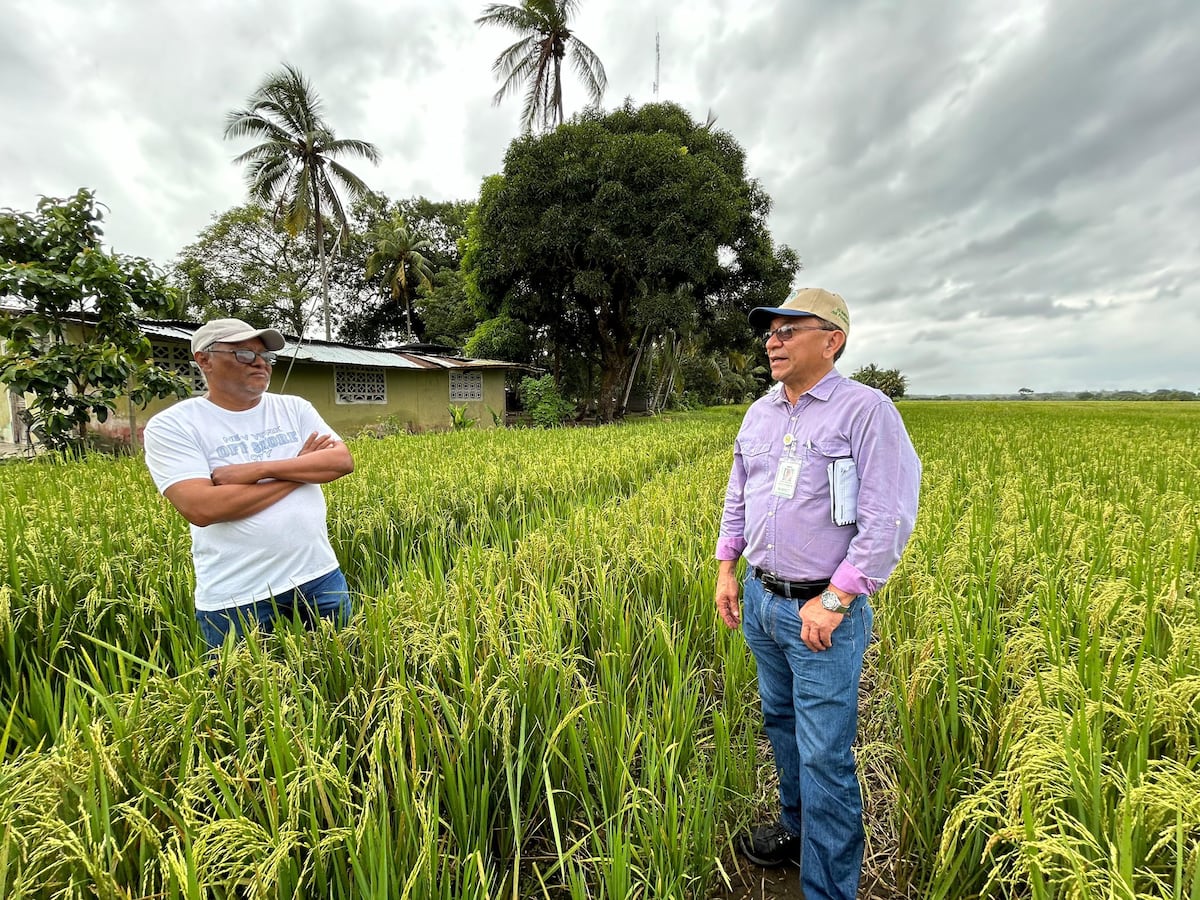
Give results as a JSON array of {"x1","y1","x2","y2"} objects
[
  {"x1": 449, "y1": 371, "x2": 483, "y2": 402},
  {"x1": 152, "y1": 342, "x2": 206, "y2": 394},
  {"x1": 335, "y1": 365, "x2": 387, "y2": 404}
]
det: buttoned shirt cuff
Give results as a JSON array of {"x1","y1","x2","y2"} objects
[
  {"x1": 715, "y1": 536, "x2": 746, "y2": 561},
  {"x1": 831, "y1": 559, "x2": 879, "y2": 598}
]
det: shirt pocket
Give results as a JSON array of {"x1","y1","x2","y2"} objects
[
  {"x1": 738, "y1": 441, "x2": 774, "y2": 481},
  {"x1": 798, "y1": 435, "x2": 853, "y2": 499}
]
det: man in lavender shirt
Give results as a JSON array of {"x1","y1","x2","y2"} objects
[{"x1": 716, "y1": 287, "x2": 921, "y2": 900}]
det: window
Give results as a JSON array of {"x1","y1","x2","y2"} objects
[
  {"x1": 152, "y1": 342, "x2": 206, "y2": 394},
  {"x1": 335, "y1": 365, "x2": 387, "y2": 404},
  {"x1": 449, "y1": 371, "x2": 483, "y2": 402}
]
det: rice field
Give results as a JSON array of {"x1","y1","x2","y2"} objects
[{"x1": 0, "y1": 402, "x2": 1196, "y2": 899}]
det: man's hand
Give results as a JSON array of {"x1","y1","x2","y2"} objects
[
  {"x1": 210, "y1": 461, "x2": 265, "y2": 485},
  {"x1": 797, "y1": 585, "x2": 855, "y2": 651},
  {"x1": 297, "y1": 431, "x2": 336, "y2": 456},
  {"x1": 715, "y1": 560, "x2": 742, "y2": 629}
]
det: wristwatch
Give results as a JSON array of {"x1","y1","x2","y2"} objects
[{"x1": 819, "y1": 588, "x2": 852, "y2": 614}]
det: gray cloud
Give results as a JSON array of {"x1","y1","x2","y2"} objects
[{"x1": 1, "y1": 0, "x2": 1196, "y2": 394}]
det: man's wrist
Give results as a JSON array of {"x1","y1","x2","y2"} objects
[{"x1": 820, "y1": 587, "x2": 853, "y2": 614}]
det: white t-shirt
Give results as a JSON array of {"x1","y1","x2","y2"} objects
[{"x1": 143, "y1": 393, "x2": 341, "y2": 611}]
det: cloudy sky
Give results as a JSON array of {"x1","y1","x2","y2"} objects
[{"x1": 2, "y1": 0, "x2": 1197, "y2": 394}]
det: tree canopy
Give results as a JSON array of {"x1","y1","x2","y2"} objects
[
  {"x1": 173, "y1": 203, "x2": 319, "y2": 335},
  {"x1": 850, "y1": 363, "x2": 908, "y2": 400},
  {"x1": 463, "y1": 100, "x2": 797, "y2": 419},
  {"x1": 364, "y1": 213, "x2": 435, "y2": 341},
  {"x1": 334, "y1": 196, "x2": 477, "y2": 347},
  {"x1": 0, "y1": 190, "x2": 188, "y2": 451}
]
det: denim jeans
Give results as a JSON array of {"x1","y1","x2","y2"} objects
[
  {"x1": 741, "y1": 573, "x2": 873, "y2": 900},
  {"x1": 195, "y1": 567, "x2": 352, "y2": 650}
]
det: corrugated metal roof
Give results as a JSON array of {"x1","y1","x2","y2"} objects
[
  {"x1": 141, "y1": 319, "x2": 518, "y2": 371},
  {"x1": 140, "y1": 322, "x2": 197, "y2": 342},
  {"x1": 2, "y1": 305, "x2": 526, "y2": 372},
  {"x1": 246, "y1": 341, "x2": 516, "y2": 371},
  {"x1": 279, "y1": 344, "x2": 514, "y2": 370}
]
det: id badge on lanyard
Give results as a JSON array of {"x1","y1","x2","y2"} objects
[{"x1": 772, "y1": 434, "x2": 801, "y2": 499}]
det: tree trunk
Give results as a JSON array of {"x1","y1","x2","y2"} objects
[
  {"x1": 619, "y1": 326, "x2": 652, "y2": 417},
  {"x1": 596, "y1": 342, "x2": 633, "y2": 422},
  {"x1": 400, "y1": 284, "x2": 413, "y2": 339},
  {"x1": 312, "y1": 173, "x2": 331, "y2": 340}
]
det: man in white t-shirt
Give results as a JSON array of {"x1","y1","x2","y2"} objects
[{"x1": 143, "y1": 318, "x2": 355, "y2": 649}]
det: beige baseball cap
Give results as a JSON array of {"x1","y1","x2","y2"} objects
[
  {"x1": 749, "y1": 287, "x2": 850, "y2": 337},
  {"x1": 191, "y1": 318, "x2": 286, "y2": 354}
]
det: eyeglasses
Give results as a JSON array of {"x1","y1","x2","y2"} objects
[
  {"x1": 763, "y1": 324, "x2": 831, "y2": 343},
  {"x1": 207, "y1": 348, "x2": 278, "y2": 366}
]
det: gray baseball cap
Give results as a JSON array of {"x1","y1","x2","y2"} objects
[{"x1": 191, "y1": 318, "x2": 286, "y2": 354}]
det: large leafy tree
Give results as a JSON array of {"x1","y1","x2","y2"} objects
[
  {"x1": 335, "y1": 195, "x2": 479, "y2": 347},
  {"x1": 0, "y1": 190, "x2": 188, "y2": 451},
  {"x1": 364, "y1": 213, "x2": 435, "y2": 340},
  {"x1": 173, "y1": 203, "x2": 320, "y2": 335},
  {"x1": 477, "y1": 0, "x2": 607, "y2": 132},
  {"x1": 224, "y1": 64, "x2": 379, "y2": 340},
  {"x1": 463, "y1": 101, "x2": 798, "y2": 419}
]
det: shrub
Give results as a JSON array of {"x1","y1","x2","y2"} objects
[{"x1": 518, "y1": 374, "x2": 575, "y2": 428}]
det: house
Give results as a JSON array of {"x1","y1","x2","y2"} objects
[{"x1": 0, "y1": 310, "x2": 526, "y2": 447}]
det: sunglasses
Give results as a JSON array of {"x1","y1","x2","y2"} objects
[
  {"x1": 762, "y1": 324, "x2": 831, "y2": 343},
  {"x1": 207, "y1": 348, "x2": 278, "y2": 366}
]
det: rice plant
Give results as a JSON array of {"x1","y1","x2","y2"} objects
[{"x1": 0, "y1": 402, "x2": 1196, "y2": 898}]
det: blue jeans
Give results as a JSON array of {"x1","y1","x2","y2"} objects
[
  {"x1": 741, "y1": 573, "x2": 873, "y2": 900},
  {"x1": 195, "y1": 568, "x2": 352, "y2": 650}
]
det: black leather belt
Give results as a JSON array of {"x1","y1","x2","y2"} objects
[{"x1": 752, "y1": 566, "x2": 828, "y2": 601}]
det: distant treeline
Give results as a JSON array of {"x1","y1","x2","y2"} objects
[{"x1": 912, "y1": 390, "x2": 1198, "y2": 401}]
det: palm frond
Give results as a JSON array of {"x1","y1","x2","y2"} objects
[
  {"x1": 244, "y1": 157, "x2": 299, "y2": 203},
  {"x1": 223, "y1": 112, "x2": 293, "y2": 145},
  {"x1": 229, "y1": 138, "x2": 293, "y2": 167},
  {"x1": 523, "y1": 48, "x2": 558, "y2": 131},
  {"x1": 324, "y1": 160, "x2": 375, "y2": 201},
  {"x1": 475, "y1": 3, "x2": 540, "y2": 32},
  {"x1": 314, "y1": 179, "x2": 352, "y2": 244},
  {"x1": 493, "y1": 48, "x2": 538, "y2": 106},
  {"x1": 322, "y1": 138, "x2": 382, "y2": 164},
  {"x1": 278, "y1": 172, "x2": 313, "y2": 237},
  {"x1": 492, "y1": 35, "x2": 538, "y2": 78},
  {"x1": 569, "y1": 38, "x2": 607, "y2": 105}
]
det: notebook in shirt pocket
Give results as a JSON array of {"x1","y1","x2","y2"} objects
[{"x1": 800, "y1": 436, "x2": 853, "y2": 498}]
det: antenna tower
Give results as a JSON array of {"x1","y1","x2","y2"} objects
[{"x1": 653, "y1": 29, "x2": 660, "y2": 98}]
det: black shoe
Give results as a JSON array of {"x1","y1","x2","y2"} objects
[{"x1": 737, "y1": 822, "x2": 801, "y2": 867}]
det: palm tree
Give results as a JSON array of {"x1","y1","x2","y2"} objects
[
  {"x1": 224, "y1": 64, "x2": 379, "y2": 340},
  {"x1": 476, "y1": 0, "x2": 607, "y2": 132},
  {"x1": 365, "y1": 214, "x2": 436, "y2": 341}
]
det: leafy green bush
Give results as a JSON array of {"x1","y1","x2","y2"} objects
[
  {"x1": 448, "y1": 403, "x2": 477, "y2": 430},
  {"x1": 518, "y1": 374, "x2": 575, "y2": 428}
]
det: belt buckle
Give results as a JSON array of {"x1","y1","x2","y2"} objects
[{"x1": 762, "y1": 573, "x2": 787, "y2": 597}]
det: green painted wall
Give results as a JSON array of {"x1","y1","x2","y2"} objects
[
  {"x1": 0, "y1": 388, "x2": 13, "y2": 443},
  {"x1": 280, "y1": 365, "x2": 506, "y2": 435},
  {"x1": 1, "y1": 319, "x2": 510, "y2": 446},
  {"x1": 111, "y1": 360, "x2": 506, "y2": 444}
]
